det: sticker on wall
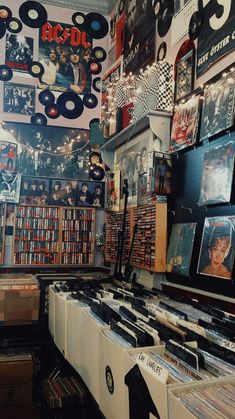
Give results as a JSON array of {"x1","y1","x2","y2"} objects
[
  {"x1": 19, "y1": 1, "x2": 48, "y2": 28},
  {"x1": 57, "y1": 92, "x2": 84, "y2": 119},
  {"x1": 0, "y1": 65, "x2": 13, "y2": 81},
  {"x1": 84, "y1": 12, "x2": 109, "y2": 39},
  {"x1": 157, "y1": 0, "x2": 174, "y2": 37}
]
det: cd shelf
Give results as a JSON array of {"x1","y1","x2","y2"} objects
[
  {"x1": 105, "y1": 203, "x2": 167, "y2": 272},
  {"x1": 0, "y1": 203, "x2": 6, "y2": 265},
  {"x1": 13, "y1": 205, "x2": 95, "y2": 266}
]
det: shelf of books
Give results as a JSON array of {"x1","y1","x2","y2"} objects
[
  {"x1": 0, "y1": 203, "x2": 6, "y2": 265},
  {"x1": 13, "y1": 205, "x2": 95, "y2": 266},
  {"x1": 105, "y1": 203, "x2": 167, "y2": 272},
  {"x1": 105, "y1": 210, "x2": 132, "y2": 264}
]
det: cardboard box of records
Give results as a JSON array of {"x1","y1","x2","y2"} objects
[{"x1": 0, "y1": 274, "x2": 39, "y2": 325}]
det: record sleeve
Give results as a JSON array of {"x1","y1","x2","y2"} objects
[
  {"x1": 0, "y1": 170, "x2": 21, "y2": 203},
  {"x1": 197, "y1": 216, "x2": 235, "y2": 280},
  {"x1": 5, "y1": 34, "x2": 33, "y2": 73},
  {"x1": 166, "y1": 223, "x2": 196, "y2": 277},
  {"x1": 170, "y1": 95, "x2": 201, "y2": 153},
  {"x1": 198, "y1": 142, "x2": 235, "y2": 206},
  {"x1": 200, "y1": 71, "x2": 235, "y2": 141},
  {"x1": 3, "y1": 82, "x2": 35, "y2": 115}
]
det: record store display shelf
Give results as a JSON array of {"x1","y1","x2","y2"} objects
[
  {"x1": 13, "y1": 205, "x2": 95, "y2": 266},
  {"x1": 0, "y1": 203, "x2": 5, "y2": 265},
  {"x1": 105, "y1": 203, "x2": 167, "y2": 272}
]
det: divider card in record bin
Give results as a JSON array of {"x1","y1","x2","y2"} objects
[
  {"x1": 54, "y1": 290, "x2": 74, "y2": 356},
  {"x1": 48, "y1": 285, "x2": 56, "y2": 340}
]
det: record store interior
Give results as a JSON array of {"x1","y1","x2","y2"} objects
[{"x1": 0, "y1": 0, "x2": 235, "y2": 418}]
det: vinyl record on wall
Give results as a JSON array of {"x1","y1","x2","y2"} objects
[
  {"x1": 19, "y1": 1, "x2": 48, "y2": 28},
  {"x1": 92, "y1": 46, "x2": 107, "y2": 62},
  {"x1": 189, "y1": 11, "x2": 202, "y2": 40},
  {"x1": 57, "y1": 92, "x2": 84, "y2": 119},
  {"x1": 84, "y1": 12, "x2": 109, "y2": 39},
  {"x1": 157, "y1": 0, "x2": 173, "y2": 37},
  {"x1": 38, "y1": 90, "x2": 55, "y2": 106},
  {"x1": 0, "y1": 19, "x2": 6, "y2": 39},
  {"x1": 89, "y1": 118, "x2": 100, "y2": 127},
  {"x1": 92, "y1": 77, "x2": 101, "y2": 93},
  {"x1": 0, "y1": 6, "x2": 12, "y2": 21},
  {"x1": 29, "y1": 61, "x2": 44, "y2": 78},
  {"x1": 31, "y1": 113, "x2": 47, "y2": 125},
  {"x1": 72, "y1": 12, "x2": 85, "y2": 30},
  {"x1": 0, "y1": 65, "x2": 13, "y2": 81},
  {"x1": 152, "y1": 0, "x2": 162, "y2": 18},
  {"x1": 6, "y1": 18, "x2": 22, "y2": 33},
  {"x1": 157, "y1": 41, "x2": 167, "y2": 61},
  {"x1": 89, "y1": 60, "x2": 102, "y2": 75},
  {"x1": 83, "y1": 93, "x2": 98, "y2": 109},
  {"x1": 90, "y1": 165, "x2": 105, "y2": 181},
  {"x1": 45, "y1": 104, "x2": 60, "y2": 119}
]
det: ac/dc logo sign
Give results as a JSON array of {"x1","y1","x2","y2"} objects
[{"x1": 41, "y1": 21, "x2": 91, "y2": 49}]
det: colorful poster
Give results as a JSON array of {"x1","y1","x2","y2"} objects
[
  {"x1": 38, "y1": 20, "x2": 93, "y2": 93},
  {"x1": 198, "y1": 216, "x2": 235, "y2": 280},
  {"x1": 0, "y1": 171, "x2": 21, "y2": 203},
  {"x1": 197, "y1": 0, "x2": 235, "y2": 77},
  {"x1": 5, "y1": 34, "x2": 33, "y2": 73},
  {"x1": 198, "y1": 142, "x2": 235, "y2": 206},
  {"x1": 0, "y1": 142, "x2": 17, "y2": 171},
  {"x1": 3, "y1": 83, "x2": 35, "y2": 115},
  {"x1": 166, "y1": 223, "x2": 196, "y2": 276}
]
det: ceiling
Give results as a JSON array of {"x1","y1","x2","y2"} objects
[{"x1": 40, "y1": 0, "x2": 117, "y2": 14}]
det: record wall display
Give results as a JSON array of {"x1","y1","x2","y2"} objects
[
  {"x1": 84, "y1": 12, "x2": 109, "y2": 39},
  {"x1": 19, "y1": 1, "x2": 48, "y2": 28},
  {"x1": 188, "y1": 11, "x2": 202, "y2": 40},
  {"x1": 57, "y1": 92, "x2": 84, "y2": 119},
  {"x1": 0, "y1": 65, "x2": 13, "y2": 81},
  {"x1": 157, "y1": 0, "x2": 174, "y2": 37}
]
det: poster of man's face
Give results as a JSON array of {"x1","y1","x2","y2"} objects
[
  {"x1": 4, "y1": 122, "x2": 90, "y2": 179},
  {"x1": 0, "y1": 170, "x2": 21, "y2": 203},
  {"x1": 3, "y1": 83, "x2": 35, "y2": 115},
  {"x1": 0, "y1": 142, "x2": 17, "y2": 171},
  {"x1": 50, "y1": 179, "x2": 77, "y2": 206},
  {"x1": 20, "y1": 176, "x2": 50, "y2": 205},
  {"x1": 77, "y1": 181, "x2": 105, "y2": 208},
  {"x1": 5, "y1": 34, "x2": 33, "y2": 72}
]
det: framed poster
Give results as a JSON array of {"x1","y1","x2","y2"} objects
[
  {"x1": 0, "y1": 170, "x2": 21, "y2": 203},
  {"x1": 170, "y1": 94, "x2": 201, "y2": 153},
  {"x1": 200, "y1": 71, "x2": 235, "y2": 141},
  {"x1": 3, "y1": 83, "x2": 35, "y2": 115},
  {"x1": 166, "y1": 223, "x2": 196, "y2": 276},
  {"x1": 20, "y1": 176, "x2": 50, "y2": 205},
  {"x1": 198, "y1": 216, "x2": 235, "y2": 280},
  {"x1": 0, "y1": 142, "x2": 17, "y2": 171},
  {"x1": 5, "y1": 34, "x2": 33, "y2": 73},
  {"x1": 51, "y1": 179, "x2": 77, "y2": 206},
  {"x1": 175, "y1": 49, "x2": 195, "y2": 102},
  {"x1": 77, "y1": 181, "x2": 105, "y2": 208},
  {"x1": 198, "y1": 142, "x2": 234, "y2": 206}
]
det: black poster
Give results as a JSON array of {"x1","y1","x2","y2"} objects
[{"x1": 197, "y1": 0, "x2": 235, "y2": 77}]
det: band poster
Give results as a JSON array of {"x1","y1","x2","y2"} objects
[
  {"x1": 39, "y1": 20, "x2": 93, "y2": 94},
  {"x1": 197, "y1": 0, "x2": 235, "y2": 77}
]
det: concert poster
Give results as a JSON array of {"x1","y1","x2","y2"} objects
[
  {"x1": 198, "y1": 142, "x2": 235, "y2": 206},
  {"x1": 4, "y1": 122, "x2": 90, "y2": 179},
  {"x1": 38, "y1": 20, "x2": 93, "y2": 93},
  {"x1": 0, "y1": 170, "x2": 21, "y2": 203},
  {"x1": 3, "y1": 83, "x2": 35, "y2": 116},
  {"x1": 0, "y1": 141, "x2": 17, "y2": 171},
  {"x1": 200, "y1": 71, "x2": 235, "y2": 141},
  {"x1": 20, "y1": 176, "x2": 50, "y2": 205},
  {"x1": 151, "y1": 152, "x2": 171, "y2": 194},
  {"x1": 5, "y1": 34, "x2": 33, "y2": 73},
  {"x1": 197, "y1": 216, "x2": 235, "y2": 280},
  {"x1": 166, "y1": 223, "x2": 196, "y2": 277},
  {"x1": 170, "y1": 95, "x2": 201, "y2": 153}
]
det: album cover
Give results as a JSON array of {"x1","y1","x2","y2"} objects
[
  {"x1": 4, "y1": 122, "x2": 90, "y2": 179},
  {"x1": 5, "y1": 33, "x2": 33, "y2": 73},
  {"x1": 20, "y1": 176, "x2": 50, "y2": 205},
  {"x1": 170, "y1": 95, "x2": 201, "y2": 153},
  {"x1": 197, "y1": 216, "x2": 235, "y2": 280},
  {"x1": 39, "y1": 20, "x2": 93, "y2": 93},
  {"x1": 166, "y1": 223, "x2": 196, "y2": 276},
  {"x1": 198, "y1": 142, "x2": 235, "y2": 206},
  {"x1": 0, "y1": 170, "x2": 21, "y2": 203},
  {"x1": 50, "y1": 179, "x2": 77, "y2": 206},
  {"x1": 200, "y1": 71, "x2": 235, "y2": 141},
  {"x1": 151, "y1": 153, "x2": 171, "y2": 194},
  {"x1": 0, "y1": 142, "x2": 17, "y2": 171},
  {"x1": 3, "y1": 83, "x2": 35, "y2": 115},
  {"x1": 137, "y1": 173, "x2": 148, "y2": 206},
  {"x1": 77, "y1": 181, "x2": 105, "y2": 209}
]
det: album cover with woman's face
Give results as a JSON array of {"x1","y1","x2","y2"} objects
[
  {"x1": 198, "y1": 142, "x2": 235, "y2": 206},
  {"x1": 166, "y1": 223, "x2": 196, "y2": 277},
  {"x1": 197, "y1": 216, "x2": 235, "y2": 280}
]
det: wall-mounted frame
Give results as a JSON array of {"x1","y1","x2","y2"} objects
[{"x1": 175, "y1": 49, "x2": 195, "y2": 102}]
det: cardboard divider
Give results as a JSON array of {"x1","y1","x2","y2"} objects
[{"x1": 54, "y1": 291, "x2": 73, "y2": 355}]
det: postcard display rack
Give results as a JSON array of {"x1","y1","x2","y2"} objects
[
  {"x1": 0, "y1": 203, "x2": 5, "y2": 265},
  {"x1": 105, "y1": 203, "x2": 167, "y2": 272},
  {"x1": 13, "y1": 205, "x2": 95, "y2": 266}
]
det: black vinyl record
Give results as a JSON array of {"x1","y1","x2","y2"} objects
[
  {"x1": 29, "y1": 61, "x2": 44, "y2": 78},
  {"x1": 89, "y1": 118, "x2": 100, "y2": 127},
  {"x1": 0, "y1": 19, "x2": 6, "y2": 39},
  {"x1": 92, "y1": 77, "x2": 101, "y2": 93},
  {"x1": 0, "y1": 6, "x2": 12, "y2": 21},
  {"x1": 89, "y1": 60, "x2": 102, "y2": 75},
  {"x1": 83, "y1": 93, "x2": 98, "y2": 109},
  {"x1": 45, "y1": 104, "x2": 60, "y2": 119},
  {"x1": 6, "y1": 18, "x2": 23, "y2": 33},
  {"x1": 84, "y1": 12, "x2": 109, "y2": 39},
  {"x1": 72, "y1": 12, "x2": 85, "y2": 30},
  {"x1": 157, "y1": 0, "x2": 173, "y2": 37},
  {"x1": 90, "y1": 165, "x2": 105, "y2": 181},
  {"x1": 189, "y1": 11, "x2": 202, "y2": 40},
  {"x1": 0, "y1": 65, "x2": 13, "y2": 81},
  {"x1": 19, "y1": 1, "x2": 48, "y2": 28},
  {"x1": 92, "y1": 46, "x2": 107, "y2": 62},
  {"x1": 57, "y1": 92, "x2": 84, "y2": 119},
  {"x1": 157, "y1": 41, "x2": 167, "y2": 61},
  {"x1": 38, "y1": 90, "x2": 55, "y2": 106},
  {"x1": 31, "y1": 113, "x2": 47, "y2": 125},
  {"x1": 152, "y1": 0, "x2": 162, "y2": 18}
]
